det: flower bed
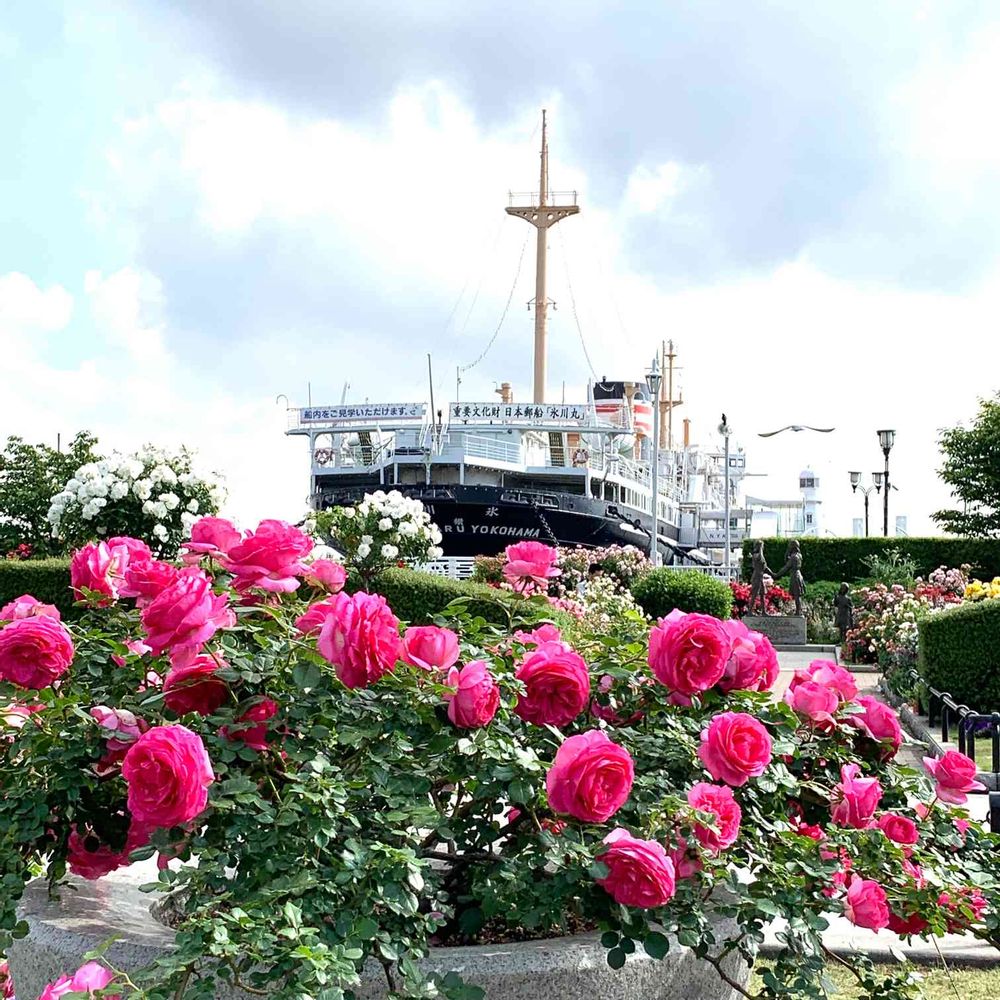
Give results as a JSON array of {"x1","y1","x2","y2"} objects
[{"x1": 0, "y1": 534, "x2": 998, "y2": 999}]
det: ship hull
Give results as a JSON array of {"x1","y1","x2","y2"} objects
[{"x1": 313, "y1": 483, "x2": 678, "y2": 558}]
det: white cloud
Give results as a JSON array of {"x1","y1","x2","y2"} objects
[
  {"x1": 622, "y1": 161, "x2": 686, "y2": 215},
  {"x1": 84, "y1": 267, "x2": 167, "y2": 364},
  {"x1": 0, "y1": 272, "x2": 73, "y2": 339}
]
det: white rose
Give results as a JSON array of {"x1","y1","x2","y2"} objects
[
  {"x1": 133, "y1": 480, "x2": 153, "y2": 501},
  {"x1": 152, "y1": 523, "x2": 169, "y2": 540},
  {"x1": 160, "y1": 492, "x2": 180, "y2": 511},
  {"x1": 361, "y1": 534, "x2": 373, "y2": 546},
  {"x1": 342, "y1": 507, "x2": 355, "y2": 519},
  {"x1": 153, "y1": 502, "x2": 168, "y2": 520},
  {"x1": 187, "y1": 498, "x2": 199, "y2": 513},
  {"x1": 357, "y1": 543, "x2": 371, "y2": 559},
  {"x1": 378, "y1": 517, "x2": 393, "y2": 531},
  {"x1": 66, "y1": 478, "x2": 81, "y2": 491},
  {"x1": 381, "y1": 544, "x2": 399, "y2": 559},
  {"x1": 110, "y1": 481, "x2": 128, "y2": 500},
  {"x1": 302, "y1": 517, "x2": 317, "y2": 534},
  {"x1": 181, "y1": 511, "x2": 198, "y2": 530}
]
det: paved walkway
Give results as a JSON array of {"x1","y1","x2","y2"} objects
[{"x1": 761, "y1": 651, "x2": 996, "y2": 966}]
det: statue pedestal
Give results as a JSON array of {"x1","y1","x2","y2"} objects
[{"x1": 743, "y1": 615, "x2": 806, "y2": 645}]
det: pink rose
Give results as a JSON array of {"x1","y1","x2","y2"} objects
[
  {"x1": 91, "y1": 705, "x2": 147, "y2": 770},
  {"x1": 887, "y1": 910, "x2": 930, "y2": 936},
  {"x1": 107, "y1": 535, "x2": 153, "y2": 564},
  {"x1": 0, "y1": 616, "x2": 74, "y2": 689},
  {"x1": 223, "y1": 698, "x2": 279, "y2": 750},
  {"x1": 502, "y1": 541, "x2": 560, "y2": 594},
  {"x1": 122, "y1": 724, "x2": 215, "y2": 829},
  {"x1": 848, "y1": 696, "x2": 902, "y2": 758},
  {"x1": 0, "y1": 959, "x2": 13, "y2": 1000},
  {"x1": 667, "y1": 835, "x2": 703, "y2": 879},
  {"x1": 687, "y1": 782, "x2": 742, "y2": 853},
  {"x1": 70, "y1": 541, "x2": 128, "y2": 604},
  {"x1": 67, "y1": 820, "x2": 151, "y2": 880},
  {"x1": 445, "y1": 660, "x2": 500, "y2": 728},
  {"x1": 39, "y1": 961, "x2": 118, "y2": 1000},
  {"x1": 596, "y1": 828, "x2": 676, "y2": 908},
  {"x1": 514, "y1": 641, "x2": 591, "y2": 727},
  {"x1": 545, "y1": 729, "x2": 634, "y2": 823},
  {"x1": 403, "y1": 626, "x2": 460, "y2": 672},
  {"x1": 295, "y1": 594, "x2": 341, "y2": 636},
  {"x1": 120, "y1": 559, "x2": 181, "y2": 607},
  {"x1": 316, "y1": 591, "x2": 403, "y2": 689},
  {"x1": 163, "y1": 655, "x2": 230, "y2": 716},
  {"x1": 1, "y1": 702, "x2": 41, "y2": 731},
  {"x1": 648, "y1": 611, "x2": 732, "y2": 699},
  {"x1": 938, "y1": 887, "x2": 988, "y2": 932},
  {"x1": 221, "y1": 519, "x2": 313, "y2": 593},
  {"x1": 182, "y1": 516, "x2": 243, "y2": 563},
  {"x1": 512, "y1": 623, "x2": 565, "y2": 647},
  {"x1": 698, "y1": 712, "x2": 772, "y2": 787},
  {"x1": 141, "y1": 571, "x2": 234, "y2": 664},
  {"x1": 0, "y1": 593, "x2": 61, "y2": 621},
  {"x1": 303, "y1": 559, "x2": 347, "y2": 592},
  {"x1": 844, "y1": 876, "x2": 889, "y2": 931},
  {"x1": 830, "y1": 763, "x2": 883, "y2": 828},
  {"x1": 923, "y1": 750, "x2": 985, "y2": 805},
  {"x1": 788, "y1": 660, "x2": 857, "y2": 702},
  {"x1": 876, "y1": 812, "x2": 919, "y2": 846},
  {"x1": 718, "y1": 620, "x2": 778, "y2": 693},
  {"x1": 784, "y1": 680, "x2": 839, "y2": 725}
]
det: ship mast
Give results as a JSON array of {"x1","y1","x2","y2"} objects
[{"x1": 506, "y1": 110, "x2": 580, "y2": 403}]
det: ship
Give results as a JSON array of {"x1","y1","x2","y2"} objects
[{"x1": 286, "y1": 113, "x2": 742, "y2": 575}]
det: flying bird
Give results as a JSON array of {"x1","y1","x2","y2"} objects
[{"x1": 758, "y1": 425, "x2": 836, "y2": 438}]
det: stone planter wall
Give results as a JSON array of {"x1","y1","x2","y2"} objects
[{"x1": 9, "y1": 866, "x2": 748, "y2": 999}]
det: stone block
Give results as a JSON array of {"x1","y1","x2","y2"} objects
[{"x1": 743, "y1": 615, "x2": 806, "y2": 645}]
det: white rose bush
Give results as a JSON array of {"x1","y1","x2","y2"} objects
[
  {"x1": 315, "y1": 490, "x2": 443, "y2": 587},
  {"x1": 46, "y1": 445, "x2": 225, "y2": 558}
]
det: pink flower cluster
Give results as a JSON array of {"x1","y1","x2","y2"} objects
[
  {"x1": 38, "y1": 961, "x2": 117, "y2": 999},
  {"x1": 502, "y1": 541, "x2": 561, "y2": 594}
]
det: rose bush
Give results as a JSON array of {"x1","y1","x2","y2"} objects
[{"x1": 0, "y1": 535, "x2": 999, "y2": 1000}]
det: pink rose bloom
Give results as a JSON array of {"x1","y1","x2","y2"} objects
[
  {"x1": 0, "y1": 593, "x2": 61, "y2": 621},
  {"x1": 514, "y1": 641, "x2": 591, "y2": 727},
  {"x1": 1, "y1": 702, "x2": 41, "y2": 731},
  {"x1": 70, "y1": 962, "x2": 116, "y2": 993},
  {"x1": 848, "y1": 696, "x2": 902, "y2": 758},
  {"x1": 923, "y1": 750, "x2": 986, "y2": 805},
  {"x1": 648, "y1": 611, "x2": 732, "y2": 699},
  {"x1": 163, "y1": 655, "x2": 230, "y2": 716},
  {"x1": 887, "y1": 910, "x2": 930, "y2": 936},
  {"x1": 91, "y1": 705, "x2": 146, "y2": 755},
  {"x1": 221, "y1": 519, "x2": 313, "y2": 593},
  {"x1": 502, "y1": 541, "x2": 561, "y2": 594},
  {"x1": 295, "y1": 594, "x2": 341, "y2": 636},
  {"x1": 545, "y1": 729, "x2": 634, "y2": 823},
  {"x1": 0, "y1": 616, "x2": 74, "y2": 689},
  {"x1": 718, "y1": 620, "x2": 779, "y2": 693},
  {"x1": 316, "y1": 591, "x2": 403, "y2": 689},
  {"x1": 939, "y1": 887, "x2": 988, "y2": 932},
  {"x1": 223, "y1": 698, "x2": 279, "y2": 750},
  {"x1": 844, "y1": 875, "x2": 890, "y2": 931},
  {"x1": 107, "y1": 535, "x2": 153, "y2": 563},
  {"x1": 596, "y1": 828, "x2": 676, "y2": 908},
  {"x1": 876, "y1": 812, "x2": 919, "y2": 846},
  {"x1": 70, "y1": 541, "x2": 127, "y2": 605},
  {"x1": 784, "y1": 680, "x2": 839, "y2": 725},
  {"x1": 830, "y1": 763, "x2": 883, "y2": 828},
  {"x1": 687, "y1": 781, "x2": 742, "y2": 853},
  {"x1": 787, "y1": 660, "x2": 857, "y2": 702},
  {"x1": 122, "y1": 724, "x2": 215, "y2": 829},
  {"x1": 181, "y1": 516, "x2": 243, "y2": 563},
  {"x1": 667, "y1": 835, "x2": 703, "y2": 879},
  {"x1": 141, "y1": 571, "x2": 234, "y2": 664},
  {"x1": 698, "y1": 712, "x2": 772, "y2": 787},
  {"x1": 0, "y1": 960, "x2": 13, "y2": 1000},
  {"x1": 303, "y1": 558, "x2": 347, "y2": 592},
  {"x1": 120, "y1": 558, "x2": 181, "y2": 607},
  {"x1": 445, "y1": 660, "x2": 500, "y2": 728},
  {"x1": 67, "y1": 820, "x2": 151, "y2": 880},
  {"x1": 39, "y1": 974, "x2": 75, "y2": 999},
  {"x1": 512, "y1": 623, "x2": 565, "y2": 647},
  {"x1": 403, "y1": 626, "x2": 460, "y2": 672}
]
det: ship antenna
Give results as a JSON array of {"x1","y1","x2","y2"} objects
[{"x1": 506, "y1": 109, "x2": 579, "y2": 404}]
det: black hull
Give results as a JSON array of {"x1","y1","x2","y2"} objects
[{"x1": 314, "y1": 483, "x2": 679, "y2": 559}]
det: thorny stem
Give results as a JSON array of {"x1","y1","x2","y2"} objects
[
  {"x1": 224, "y1": 959, "x2": 269, "y2": 996},
  {"x1": 703, "y1": 953, "x2": 756, "y2": 999},
  {"x1": 172, "y1": 968, "x2": 192, "y2": 1000}
]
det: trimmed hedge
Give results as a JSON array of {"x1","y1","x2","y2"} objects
[
  {"x1": 0, "y1": 558, "x2": 74, "y2": 618},
  {"x1": 918, "y1": 599, "x2": 1000, "y2": 711},
  {"x1": 741, "y1": 537, "x2": 1000, "y2": 585},
  {"x1": 631, "y1": 569, "x2": 733, "y2": 620}
]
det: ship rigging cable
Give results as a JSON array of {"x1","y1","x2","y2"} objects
[
  {"x1": 556, "y1": 223, "x2": 598, "y2": 379},
  {"x1": 458, "y1": 232, "x2": 530, "y2": 374}
]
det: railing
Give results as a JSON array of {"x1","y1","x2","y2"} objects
[
  {"x1": 670, "y1": 564, "x2": 739, "y2": 582},
  {"x1": 507, "y1": 190, "x2": 578, "y2": 208},
  {"x1": 417, "y1": 558, "x2": 478, "y2": 580},
  {"x1": 445, "y1": 433, "x2": 522, "y2": 465},
  {"x1": 900, "y1": 666, "x2": 1000, "y2": 833}
]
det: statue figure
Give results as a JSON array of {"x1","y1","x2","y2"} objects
[
  {"x1": 833, "y1": 582, "x2": 854, "y2": 643},
  {"x1": 774, "y1": 539, "x2": 806, "y2": 616},
  {"x1": 748, "y1": 540, "x2": 773, "y2": 616}
]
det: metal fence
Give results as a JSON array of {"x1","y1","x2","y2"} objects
[{"x1": 901, "y1": 665, "x2": 1000, "y2": 833}]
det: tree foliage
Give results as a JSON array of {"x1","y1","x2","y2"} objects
[
  {"x1": 0, "y1": 432, "x2": 100, "y2": 557},
  {"x1": 934, "y1": 395, "x2": 1000, "y2": 537}
]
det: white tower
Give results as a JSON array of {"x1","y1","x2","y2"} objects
[{"x1": 799, "y1": 468, "x2": 821, "y2": 536}]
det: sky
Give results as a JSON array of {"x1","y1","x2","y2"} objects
[{"x1": 2, "y1": 1, "x2": 1000, "y2": 537}]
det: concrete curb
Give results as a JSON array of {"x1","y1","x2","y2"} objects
[{"x1": 760, "y1": 937, "x2": 1000, "y2": 969}]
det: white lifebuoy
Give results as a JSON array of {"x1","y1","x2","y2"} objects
[
  {"x1": 313, "y1": 448, "x2": 333, "y2": 465},
  {"x1": 572, "y1": 448, "x2": 589, "y2": 466}
]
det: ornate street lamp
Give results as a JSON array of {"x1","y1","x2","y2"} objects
[
  {"x1": 646, "y1": 356, "x2": 663, "y2": 567},
  {"x1": 848, "y1": 471, "x2": 882, "y2": 537},
  {"x1": 719, "y1": 414, "x2": 733, "y2": 580},
  {"x1": 877, "y1": 429, "x2": 896, "y2": 537}
]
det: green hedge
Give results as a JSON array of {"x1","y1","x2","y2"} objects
[
  {"x1": 631, "y1": 569, "x2": 733, "y2": 620},
  {"x1": 741, "y1": 537, "x2": 1000, "y2": 584},
  {"x1": 918, "y1": 599, "x2": 1000, "y2": 711},
  {"x1": 0, "y1": 558, "x2": 74, "y2": 618}
]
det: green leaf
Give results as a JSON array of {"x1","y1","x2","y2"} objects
[
  {"x1": 600, "y1": 930, "x2": 620, "y2": 949},
  {"x1": 607, "y1": 946, "x2": 626, "y2": 969},
  {"x1": 643, "y1": 931, "x2": 669, "y2": 960},
  {"x1": 356, "y1": 917, "x2": 379, "y2": 940}
]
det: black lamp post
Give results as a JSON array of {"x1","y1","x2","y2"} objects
[
  {"x1": 877, "y1": 429, "x2": 896, "y2": 537},
  {"x1": 848, "y1": 471, "x2": 882, "y2": 537}
]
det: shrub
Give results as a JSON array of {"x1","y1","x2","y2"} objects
[
  {"x1": 632, "y1": 569, "x2": 733, "y2": 620},
  {"x1": 0, "y1": 558, "x2": 74, "y2": 618},
  {"x1": 741, "y1": 537, "x2": 1000, "y2": 584},
  {"x1": 730, "y1": 580, "x2": 792, "y2": 618},
  {"x1": 919, "y1": 599, "x2": 1000, "y2": 710}
]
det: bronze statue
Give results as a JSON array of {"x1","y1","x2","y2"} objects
[
  {"x1": 833, "y1": 582, "x2": 854, "y2": 642},
  {"x1": 748, "y1": 540, "x2": 774, "y2": 616},
  {"x1": 774, "y1": 540, "x2": 806, "y2": 616}
]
